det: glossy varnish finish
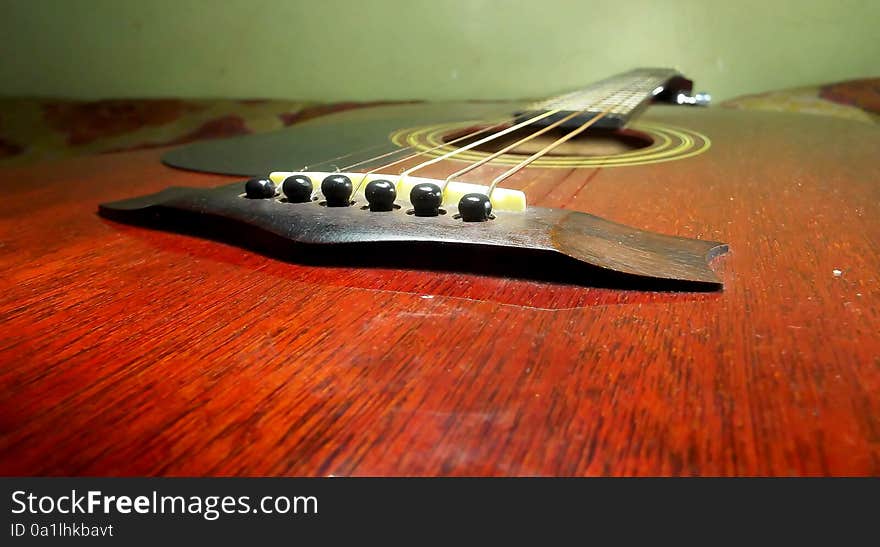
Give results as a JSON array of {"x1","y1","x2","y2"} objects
[{"x1": 0, "y1": 106, "x2": 878, "y2": 475}]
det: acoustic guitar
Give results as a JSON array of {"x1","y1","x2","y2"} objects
[{"x1": 1, "y1": 69, "x2": 877, "y2": 476}]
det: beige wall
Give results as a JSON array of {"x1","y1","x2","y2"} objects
[{"x1": 1, "y1": 0, "x2": 877, "y2": 102}]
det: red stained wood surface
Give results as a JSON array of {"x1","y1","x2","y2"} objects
[{"x1": 0, "y1": 106, "x2": 878, "y2": 476}]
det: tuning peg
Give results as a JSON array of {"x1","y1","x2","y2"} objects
[{"x1": 675, "y1": 92, "x2": 711, "y2": 106}]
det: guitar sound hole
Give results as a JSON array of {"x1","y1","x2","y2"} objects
[{"x1": 442, "y1": 125, "x2": 653, "y2": 157}]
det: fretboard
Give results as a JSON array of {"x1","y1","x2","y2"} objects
[{"x1": 517, "y1": 68, "x2": 689, "y2": 129}]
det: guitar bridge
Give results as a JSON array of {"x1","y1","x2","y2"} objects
[{"x1": 99, "y1": 173, "x2": 728, "y2": 291}]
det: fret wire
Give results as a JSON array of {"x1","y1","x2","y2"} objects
[{"x1": 530, "y1": 68, "x2": 676, "y2": 115}]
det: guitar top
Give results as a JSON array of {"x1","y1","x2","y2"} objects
[{"x1": 1, "y1": 70, "x2": 878, "y2": 476}]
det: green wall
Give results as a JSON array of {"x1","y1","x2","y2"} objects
[{"x1": 1, "y1": 0, "x2": 878, "y2": 102}]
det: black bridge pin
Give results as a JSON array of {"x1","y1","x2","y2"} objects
[
  {"x1": 458, "y1": 193, "x2": 493, "y2": 222},
  {"x1": 364, "y1": 179, "x2": 397, "y2": 211},
  {"x1": 282, "y1": 174, "x2": 314, "y2": 203},
  {"x1": 410, "y1": 183, "x2": 443, "y2": 217},
  {"x1": 244, "y1": 177, "x2": 276, "y2": 199},
  {"x1": 321, "y1": 174, "x2": 353, "y2": 207}
]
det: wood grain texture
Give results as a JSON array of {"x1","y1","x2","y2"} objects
[{"x1": 0, "y1": 106, "x2": 878, "y2": 476}]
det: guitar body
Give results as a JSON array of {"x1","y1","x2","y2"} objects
[{"x1": 1, "y1": 101, "x2": 878, "y2": 476}]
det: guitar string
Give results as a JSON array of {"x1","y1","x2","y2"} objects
[
  {"x1": 282, "y1": 119, "x2": 512, "y2": 195},
  {"x1": 396, "y1": 109, "x2": 562, "y2": 181},
  {"x1": 304, "y1": 125, "x2": 497, "y2": 173},
  {"x1": 342, "y1": 120, "x2": 511, "y2": 195},
  {"x1": 304, "y1": 74, "x2": 650, "y2": 176},
  {"x1": 277, "y1": 116, "x2": 525, "y2": 200},
  {"x1": 302, "y1": 83, "x2": 631, "y2": 202},
  {"x1": 345, "y1": 109, "x2": 563, "y2": 198},
  {"x1": 486, "y1": 109, "x2": 614, "y2": 198},
  {"x1": 304, "y1": 71, "x2": 652, "y2": 176},
  {"x1": 300, "y1": 142, "x2": 392, "y2": 172},
  {"x1": 340, "y1": 121, "x2": 509, "y2": 172},
  {"x1": 438, "y1": 109, "x2": 586, "y2": 193},
  {"x1": 396, "y1": 84, "x2": 632, "y2": 204},
  {"x1": 288, "y1": 117, "x2": 508, "y2": 174}
]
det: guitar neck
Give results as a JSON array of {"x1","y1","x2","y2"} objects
[{"x1": 519, "y1": 68, "x2": 692, "y2": 129}]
